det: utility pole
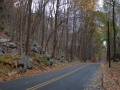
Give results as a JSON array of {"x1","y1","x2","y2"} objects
[
  {"x1": 107, "y1": 21, "x2": 111, "y2": 68},
  {"x1": 112, "y1": 0, "x2": 116, "y2": 62}
]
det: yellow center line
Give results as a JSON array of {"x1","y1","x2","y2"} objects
[{"x1": 27, "y1": 64, "x2": 90, "y2": 90}]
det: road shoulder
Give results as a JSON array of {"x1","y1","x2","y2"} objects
[{"x1": 85, "y1": 64, "x2": 105, "y2": 90}]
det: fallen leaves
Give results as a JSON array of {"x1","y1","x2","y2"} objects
[
  {"x1": 85, "y1": 67, "x2": 105, "y2": 90},
  {"x1": 102, "y1": 62, "x2": 120, "y2": 90},
  {"x1": 0, "y1": 61, "x2": 81, "y2": 82}
]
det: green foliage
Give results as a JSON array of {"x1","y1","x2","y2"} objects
[
  {"x1": 0, "y1": 54, "x2": 11, "y2": 64},
  {"x1": 92, "y1": 31, "x2": 103, "y2": 46},
  {"x1": 5, "y1": 22, "x2": 13, "y2": 31},
  {"x1": 0, "y1": 63, "x2": 4, "y2": 68},
  {"x1": 95, "y1": 11, "x2": 106, "y2": 24},
  {"x1": 0, "y1": 54, "x2": 19, "y2": 64},
  {"x1": 40, "y1": 62, "x2": 44, "y2": 69},
  {"x1": 116, "y1": 47, "x2": 120, "y2": 53},
  {"x1": 98, "y1": 50, "x2": 103, "y2": 55},
  {"x1": 0, "y1": 69, "x2": 9, "y2": 76},
  {"x1": 0, "y1": 70, "x2": 5, "y2": 75},
  {"x1": 4, "y1": 70, "x2": 9, "y2": 76},
  {"x1": 35, "y1": 53, "x2": 40, "y2": 60},
  {"x1": 42, "y1": 57, "x2": 48, "y2": 66}
]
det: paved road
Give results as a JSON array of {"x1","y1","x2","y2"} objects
[{"x1": 0, "y1": 63, "x2": 100, "y2": 90}]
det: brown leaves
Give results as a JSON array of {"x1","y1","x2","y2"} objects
[
  {"x1": 85, "y1": 67, "x2": 105, "y2": 90},
  {"x1": 0, "y1": 61, "x2": 81, "y2": 82},
  {"x1": 75, "y1": 0, "x2": 98, "y2": 10},
  {"x1": 102, "y1": 62, "x2": 120, "y2": 90}
]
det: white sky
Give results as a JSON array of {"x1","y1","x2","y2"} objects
[
  {"x1": 98, "y1": 0, "x2": 103, "y2": 7},
  {"x1": 96, "y1": 0, "x2": 103, "y2": 11},
  {"x1": 31, "y1": 0, "x2": 104, "y2": 13}
]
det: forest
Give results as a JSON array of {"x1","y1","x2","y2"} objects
[
  {"x1": 0, "y1": 0, "x2": 120, "y2": 89},
  {"x1": 0, "y1": 0, "x2": 103, "y2": 61}
]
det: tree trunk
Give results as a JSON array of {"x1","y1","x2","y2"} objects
[
  {"x1": 26, "y1": 0, "x2": 32, "y2": 55},
  {"x1": 66, "y1": 17, "x2": 69, "y2": 61},
  {"x1": 41, "y1": 1, "x2": 45, "y2": 55},
  {"x1": 112, "y1": 1, "x2": 116, "y2": 62},
  {"x1": 18, "y1": 4, "x2": 24, "y2": 55},
  {"x1": 52, "y1": 0, "x2": 59, "y2": 58},
  {"x1": 0, "y1": 0, "x2": 4, "y2": 30}
]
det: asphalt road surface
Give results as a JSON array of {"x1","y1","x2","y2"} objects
[{"x1": 0, "y1": 63, "x2": 100, "y2": 90}]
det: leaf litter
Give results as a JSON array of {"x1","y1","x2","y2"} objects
[{"x1": 84, "y1": 66, "x2": 105, "y2": 90}]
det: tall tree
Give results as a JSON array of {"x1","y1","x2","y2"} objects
[
  {"x1": 52, "y1": 0, "x2": 60, "y2": 58},
  {"x1": 112, "y1": 0, "x2": 116, "y2": 62},
  {"x1": 41, "y1": 1, "x2": 46, "y2": 54},
  {"x1": 0, "y1": 0, "x2": 4, "y2": 30},
  {"x1": 26, "y1": 0, "x2": 32, "y2": 55}
]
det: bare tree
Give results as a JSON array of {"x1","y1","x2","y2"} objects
[
  {"x1": 26, "y1": 0, "x2": 32, "y2": 55},
  {"x1": 0, "y1": 0, "x2": 4, "y2": 30}
]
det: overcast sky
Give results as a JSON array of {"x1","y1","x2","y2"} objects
[
  {"x1": 96, "y1": 0, "x2": 103, "y2": 11},
  {"x1": 31, "y1": 0, "x2": 104, "y2": 13},
  {"x1": 98, "y1": 0, "x2": 103, "y2": 7}
]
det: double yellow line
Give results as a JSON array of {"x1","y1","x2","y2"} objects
[{"x1": 27, "y1": 64, "x2": 90, "y2": 90}]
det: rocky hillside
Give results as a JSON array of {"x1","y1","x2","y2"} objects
[{"x1": 0, "y1": 30, "x2": 71, "y2": 82}]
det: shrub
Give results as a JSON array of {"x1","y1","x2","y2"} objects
[
  {"x1": 0, "y1": 69, "x2": 10, "y2": 76},
  {"x1": 0, "y1": 54, "x2": 11, "y2": 64},
  {"x1": 0, "y1": 54, "x2": 19, "y2": 64},
  {"x1": 42, "y1": 57, "x2": 48, "y2": 66},
  {"x1": 35, "y1": 53, "x2": 40, "y2": 60},
  {"x1": 0, "y1": 63, "x2": 3, "y2": 68}
]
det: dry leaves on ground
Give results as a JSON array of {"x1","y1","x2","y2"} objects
[
  {"x1": 85, "y1": 66, "x2": 105, "y2": 90},
  {"x1": 0, "y1": 61, "x2": 81, "y2": 82},
  {"x1": 102, "y1": 62, "x2": 120, "y2": 90}
]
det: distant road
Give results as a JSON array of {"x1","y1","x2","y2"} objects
[{"x1": 0, "y1": 63, "x2": 100, "y2": 90}]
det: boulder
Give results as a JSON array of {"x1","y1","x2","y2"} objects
[
  {"x1": 11, "y1": 48, "x2": 19, "y2": 54},
  {"x1": 44, "y1": 55, "x2": 53, "y2": 66},
  {"x1": 6, "y1": 32, "x2": 16, "y2": 39},
  {"x1": 31, "y1": 41, "x2": 40, "y2": 47},
  {"x1": 117, "y1": 53, "x2": 120, "y2": 58},
  {"x1": 60, "y1": 56, "x2": 65, "y2": 63},
  {"x1": 38, "y1": 47, "x2": 45, "y2": 54},
  {"x1": 30, "y1": 46, "x2": 39, "y2": 53},
  {"x1": 17, "y1": 54, "x2": 33, "y2": 71},
  {"x1": 36, "y1": 60, "x2": 44, "y2": 69},
  {"x1": 49, "y1": 59, "x2": 53, "y2": 66},
  {"x1": 0, "y1": 47, "x2": 5, "y2": 56},
  {"x1": 0, "y1": 38, "x2": 10, "y2": 43},
  {"x1": 2, "y1": 42, "x2": 17, "y2": 48},
  {"x1": 18, "y1": 64, "x2": 27, "y2": 72},
  {"x1": 0, "y1": 52, "x2": 4, "y2": 56},
  {"x1": 6, "y1": 32, "x2": 13, "y2": 37},
  {"x1": 8, "y1": 42, "x2": 17, "y2": 48},
  {"x1": 30, "y1": 41, "x2": 45, "y2": 54}
]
